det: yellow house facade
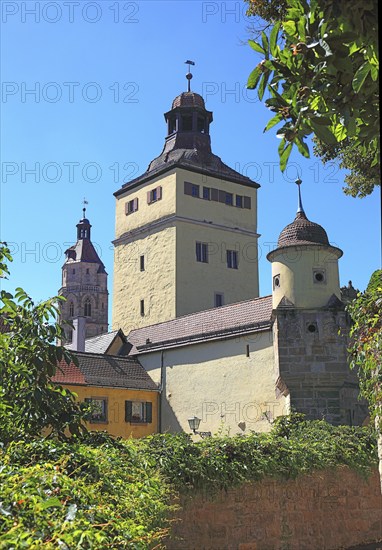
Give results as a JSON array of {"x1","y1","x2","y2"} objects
[{"x1": 54, "y1": 351, "x2": 159, "y2": 438}]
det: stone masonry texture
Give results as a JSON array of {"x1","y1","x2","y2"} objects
[{"x1": 166, "y1": 467, "x2": 382, "y2": 550}]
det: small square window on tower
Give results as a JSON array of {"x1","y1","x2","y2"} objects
[
  {"x1": 313, "y1": 269, "x2": 326, "y2": 284},
  {"x1": 215, "y1": 293, "x2": 224, "y2": 307}
]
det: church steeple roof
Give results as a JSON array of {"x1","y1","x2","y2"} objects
[{"x1": 64, "y1": 210, "x2": 106, "y2": 272}]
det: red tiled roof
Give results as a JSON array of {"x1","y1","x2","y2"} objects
[
  {"x1": 128, "y1": 295, "x2": 273, "y2": 354},
  {"x1": 52, "y1": 352, "x2": 158, "y2": 391},
  {"x1": 53, "y1": 359, "x2": 86, "y2": 385}
]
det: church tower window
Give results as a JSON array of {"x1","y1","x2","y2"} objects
[
  {"x1": 69, "y1": 302, "x2": 74, "y2": 317},
  {"x1": 84, "y1": 299, "x2": 91, "y2": 317}
]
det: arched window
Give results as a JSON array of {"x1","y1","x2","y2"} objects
[
  {"x1": 69, "y1": 302, "x2": 74, "y2": 316},
  {"x1": 84, "y1": 299, "x2": 91, "y2": 317}
]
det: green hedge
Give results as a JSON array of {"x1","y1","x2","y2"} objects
[{"x1": 0, "y1": 417, "x2": 378, "y2": 549}]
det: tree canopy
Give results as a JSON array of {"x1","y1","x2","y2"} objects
[
  {"x1": 0, "y1": 243, "x2": 86, "y2": 443},
  {"x1": 245, "y1": 0, "x2": 379, "y2": 197}
]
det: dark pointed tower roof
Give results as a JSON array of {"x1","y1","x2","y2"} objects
[
  {"x1": 115, "y1": 83, "x2": 259, "y2": 197},
  {"x1": 267, "y1": 180, "x2": 342, "y2": 259},
  {"x1": 64, "y1": 209, "x2": 107, "y2": 273}
]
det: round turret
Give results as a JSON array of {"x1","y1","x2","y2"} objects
[{"x1": 267, "y1": 182, "x2": 343, "y2": 309}]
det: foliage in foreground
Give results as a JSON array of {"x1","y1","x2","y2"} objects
[
  {"x1": 0, "y1": 418, "x2": 378, "y2": 548},
  {"x1": 0, "y1": 433, "x2": 173, "y2": 549},
  {"x1": 347, "y1": 270, "x2": 382, "y2": 426},
  {"x1": 245, "y1": 0, "x2": 379, "y2": 198},
  {"x1": 0, "y1": 243, "x2": 87, "y2": 443},
  {"x1": 140, "y1": 415, "x2": 378, "y2": 493}
]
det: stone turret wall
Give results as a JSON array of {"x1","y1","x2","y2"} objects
[{"x1": 273, "y1": 308, "x2": 368, "y2": 425}]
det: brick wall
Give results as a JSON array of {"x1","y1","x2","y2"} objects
[{"x1": 167, "y1": 467, "x2": 382, "y2": 550}]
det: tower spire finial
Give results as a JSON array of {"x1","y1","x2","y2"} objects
[
  {"x1": 82, "y1": 198, "x2": 88, "y2": 218},
  {"x1": 295, "y1": 178, "x2": 305, "y2": 217},
  {"x1": 185, "y1": 60, "x2": 195, "y2": 92}
]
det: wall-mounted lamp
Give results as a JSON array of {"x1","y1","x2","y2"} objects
[{"x1": 188, "y1": 416, "x2": 211, "y2": 438}]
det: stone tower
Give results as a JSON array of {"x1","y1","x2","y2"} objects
[
  {"x1": 267, "y1": 181, "x2": 367, "y2": 426},
  {"x1": 59, "y1": 210, "x2": 108, "y2": 341},
  {"x1": 112, "y1": 82, "x2": 260, "y2": 333}
]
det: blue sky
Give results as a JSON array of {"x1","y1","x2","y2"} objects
[{"x1": 1, "y1": 0, "x2": 380, "y2": 326}]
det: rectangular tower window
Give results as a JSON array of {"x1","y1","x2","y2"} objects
[
  {"x1": 227, "y1": 250, "x2": 238, "y2": 269},
  {"x1": 140, "y1": 299, "x2": 145, "y2": 316},
  {"x1": 126, "y1": 198, "x2": 138, "y2": 215},
  {"x1": 225, "y1": 193, "x2": 233, "y2": 206},
  {"x1": 196, "y1": 242, "x2": 208, "y2": 263},
  {"x1": 203, "y1": 187, "x2": 210, "y2": 200},
  {"x1": 236, "y1": 195, "x2": 243, "y2": 208},
  {"x1": 147, "y1": 186, "x2": 162, "y2": 204},
  {"x1": 214, "y1": 293, "x2": 224, "y2": 307},
  {"x1": 243, "y1": 196, "x2": 251, "y2": 209},
  {"x1": 140, "y1": 255, "x2": 145, "y2": 271},
  {"x1": 191, "y1": 184, "x2": 200, "y2": 197}
]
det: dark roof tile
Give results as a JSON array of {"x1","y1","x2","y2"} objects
[
  {"x1": 128, "y1": 295, "x2": 273, "y2": 353},
  {"x1": 53, "y1": 352, "x2": 158, "y2": 391}
]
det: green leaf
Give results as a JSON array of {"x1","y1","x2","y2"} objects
[
  {"x1": 269, "y1": 22, "x2": 281, "y2": 57},
  {"x1": 283, "y1": 20, "x2": 297, "y2": 35},
  {"x1": 258, "y1": 71, "x2": 270, "y2": 101},
  {"x1": 295, "y1": 137, "x2": 310, "y2": 158},
  {"x1": 333, "y1": 123, "x2": 347, "y2": 142},
  {"x1": 310, "y1": 121, "x2": 338, "y2": 145},
  {"x1": 261, "y1": 31, "x2": 269, "y2": 56},
  {"x1": 279, "y1": 142, "x2": 293, "y2": 172},
  {"x1": 40, "y1": 497, "x2": 62, "y2": 510},
  {"x1": 247, "y1": 67, "x2": 262, "y2": 89},
  {"x1": 370, "y1": 64, "x2": 378, "y2": 82},
  {"x1": 248, "y1": 39, "x2": 265, "y2": 54},
  {"x1": 264, "y1": 113, "x2": 283, "y2": 132},
  {"x1": 352, "y1": 62, "x2": 371, "y2": 92}
]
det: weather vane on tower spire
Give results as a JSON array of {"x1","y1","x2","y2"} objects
[
  {"x1": 184, "y1": 60, "x2": 195, "y2": 92},
  {"x1": 82, "y1": 197, "x2": 88, "y2": 218}
]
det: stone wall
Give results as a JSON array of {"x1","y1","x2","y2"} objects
[
  {"x1": 167, "y1": 467, "x2": 382, "y2": 550},
  {"x1": 273, "y1": 308, "x2": 368, "y2": 426}
]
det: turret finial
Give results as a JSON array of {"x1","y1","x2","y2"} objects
[
  {"x1": 295, "y1": 178, "x2": 305, "y2": 216},
  {"x1": 185, "y1": 60, "x2": 195, "y2": 92}
]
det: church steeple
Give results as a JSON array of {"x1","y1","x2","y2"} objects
[{"x1": 59, "y1": 208, "x2": 108, "y2": 343}]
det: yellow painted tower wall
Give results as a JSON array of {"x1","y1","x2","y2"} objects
[
  {"x1": 113, "y1": 167, "x2": 259, "y2": 333},
  {"x1": 271, "y1": 246, "x2": 341, "y2": 309}
]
